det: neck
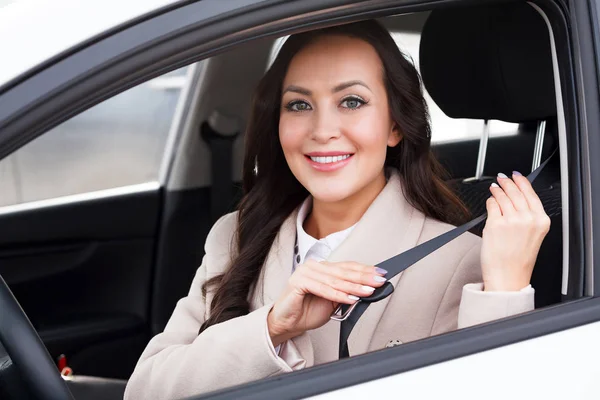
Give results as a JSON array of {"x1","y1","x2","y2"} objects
[{"x1": 304, "y1": 170, "x2": 387, "y2": 239}]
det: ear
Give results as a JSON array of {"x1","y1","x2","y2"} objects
[{"x1": 387, "y1": 123, "x2": 402, "y2": 147}]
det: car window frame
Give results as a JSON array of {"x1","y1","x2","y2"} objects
[{"x1": 0, "y1": 0, "x2": 594, "y2": 399}]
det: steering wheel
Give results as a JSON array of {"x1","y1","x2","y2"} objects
[{"x1": 0, "y1": 274, "x2": 74, "y2": 400}]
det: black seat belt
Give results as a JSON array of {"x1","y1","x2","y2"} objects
[
  {"x1": 334, "y1": 151, "x2": 556, "y2": 359},
  {"x1": 201, "y1": 111, "x2": 240, "y2": 223}
]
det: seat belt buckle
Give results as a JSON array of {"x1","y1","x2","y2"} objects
[
  {"x1": 330, "y1": 281, "x2": 395, "y2": 322},
  {"x1": 330, "y1": 301, "x2": 361, "y2": 322}
]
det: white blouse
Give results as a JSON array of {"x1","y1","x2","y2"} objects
[{"x1": 293, "y1": 197, "x2": 356, "y2": 270}]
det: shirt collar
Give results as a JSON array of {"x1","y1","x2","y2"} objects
[{"x1": 295, "y1": 197, "x2": 356, "y2": 264}]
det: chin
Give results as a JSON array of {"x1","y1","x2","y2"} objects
[{"x1": 307, "y1": 183, "x2": 357, "y2": 204}]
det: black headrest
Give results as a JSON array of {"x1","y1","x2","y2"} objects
[{"x1": 419, "y1": 3, "x2": 556, "y2": 123}]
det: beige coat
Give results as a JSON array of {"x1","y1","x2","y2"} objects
[{"x1": 124, "y1": 172, "x2": 534, "y2": 400}]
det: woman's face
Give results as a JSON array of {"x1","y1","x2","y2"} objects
[{"x1": 279, "y1": 35, "x2": 401, "y2": 204}]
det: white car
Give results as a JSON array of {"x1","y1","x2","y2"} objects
[{"x1": 0, "y1": 0, "x2": 597, "y2": 399}]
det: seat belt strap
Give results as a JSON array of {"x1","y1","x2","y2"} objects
[
  {"x1": 200, "y1": 111, "x2": 240, "y2": 223},
  {"x1": 335, "y1": 151, "x2": 556, "y2": 359}
]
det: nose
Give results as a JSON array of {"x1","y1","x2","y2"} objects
[{"x1": 311, "y1": 108, "x2": 341, "y2": 143}]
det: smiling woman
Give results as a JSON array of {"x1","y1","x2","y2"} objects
[
  {"x1": 123, "y1": 19, "x2": 551, "y2": 400},
  {"x1": 279, "y1": 36, "x2": 401, "y2": 207}
]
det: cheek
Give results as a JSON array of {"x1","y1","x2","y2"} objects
[
  {"x1": 279, "y1": 114, "x2": 307, "y2": 154},
  {"x1": 346, "y1": 110, "x2": 392, "y2": 152}
]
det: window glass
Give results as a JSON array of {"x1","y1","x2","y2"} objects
[{"x1": 0, "y1": 66, "x2": 192, "y2": 207}]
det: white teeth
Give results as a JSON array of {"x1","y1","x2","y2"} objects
[{"x1": 309, "y1": 154, "x2": 351, "y2": 164}]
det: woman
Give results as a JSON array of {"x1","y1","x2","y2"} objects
[{"x1": 125, "y1": 20, "x2": 550, "y2": 400}]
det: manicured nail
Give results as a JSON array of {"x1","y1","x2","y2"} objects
[
  {"x1": 373, "y1": 276, "x2": 387, "y2": 283},
  {"x1": 375, "y1": 267, "x2": 388, "y2": 275},
  {"x1": 513, "y1": 170, "x2": 522, "y2": 177},
  {"x1": 361, "y1": 285, "x2": 376, "y2": 293},
  {"x1": 348, "y1": 295, "x2": 360, "y2": 301},
  {"x1": 497, "y1": 173, "x2": 508, "y2": 179},
  {"x1": 490, "y1": 183, "x2": 500, "y2": 188}
]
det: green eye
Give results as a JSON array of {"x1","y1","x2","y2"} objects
[
  {"x1": 341, "y1": 97, "x2": 366, "y2": 109},
  {"x1": 286, "y1": 100, "x2": 312, "y2": 112}
]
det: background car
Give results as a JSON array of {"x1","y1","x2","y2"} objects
[{"x1": 0, "y1": 0, "x2": 598, "y2": 399}]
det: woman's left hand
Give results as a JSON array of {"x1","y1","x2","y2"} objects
[{"x1": 480, "y1": 171, "x2": 551, "y2": 292}]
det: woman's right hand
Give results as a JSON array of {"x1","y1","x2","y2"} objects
[{"x1": 267, "y1": 260, "x2": 388, "y2": 347}]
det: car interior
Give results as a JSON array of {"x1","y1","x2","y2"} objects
[{"x1": 0, "y1": 2, "x2": 571, "y2": 400}]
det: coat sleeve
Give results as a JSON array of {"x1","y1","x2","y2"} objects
[
  {"x1": 430, "y1": 242, "x2": 535, "y2": 336},
  {"x1": 124, "y1": 214, "x2": 294, "y2": 400}
]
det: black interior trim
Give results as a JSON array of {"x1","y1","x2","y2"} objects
[
  {"x1": 575, "y1": 0, "x2": 600, "y2": 296},
  {"x1": 548, "y1": 0, "x2": 586, "y2": 300},
  {"x1": 38, "y1": 315, "x2": 142, "y2": 344},
  {"x1": 0, "y1": 189, "x2": 159, "y2": 245},
  {"x1": 0, "y1": 189, "x2": 161, "y2": 380},
  {"x1": 150, "y1": 187, "x2": 211, "y2": 334}
]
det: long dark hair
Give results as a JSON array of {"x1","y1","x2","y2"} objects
[{"x1": 199, "y1": 20, "x2": 469, "y2": 333}]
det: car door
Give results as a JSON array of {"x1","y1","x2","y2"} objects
[
  {"x1": 0, "y1": 0, "x2": 598, "y2": 399},
  {"x1": 0, "y1": 63, "x2": 201, "y2": 379}
]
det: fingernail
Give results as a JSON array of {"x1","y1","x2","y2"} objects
[
  {"x1": 513, "y1": 170, "x2": 522, "y2": 177},
  {"x1": 490, "y1": 183, "x2": 500, "y2": 188},
  {"x1": 348, "y1": 295, "x2": 360, "y2": 301},
  {"x1": 375, "y1": 267, "x2": 388, "y2": 275},
  {"x1": 497, "y1": 173, "x2": 508, "y2": 179},
  {"x1": 361, "y1": 285, "x2": 376, "y2": 293},
  {"x1": 373, "y1": 276, "x2": 387, "y2": 283}
]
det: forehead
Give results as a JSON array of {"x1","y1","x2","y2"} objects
[{"x1": 283, "y1": 35, "x2": 384, "y2": 87}]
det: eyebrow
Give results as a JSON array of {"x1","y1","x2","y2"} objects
[
  {"x1": 332, "y1": 80, "x2": 372, "y2": 93},
  {"x1": 282, "y1": 80, "x2": 372, "y2": 96}
]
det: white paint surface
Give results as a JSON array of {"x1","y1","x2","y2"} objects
[{"x1": 312, "y1": 321, "x2": 600, "y2": 399}]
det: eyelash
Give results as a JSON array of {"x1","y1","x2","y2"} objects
[
  {"x1": 340, "y1": 96, "x2": 368, "y2": 110},
  {"x1": 284, "y1": 96, "x2": 369, "y2": 112},
  {"x1": 284, "y1": 100, "x2": 312, "y2": 112}
]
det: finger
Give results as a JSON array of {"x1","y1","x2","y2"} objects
[
  {"x1": 303, "y1": 265, "x2": 383, "y2": 298},
  {"x1": 511, "y1": 171, "x2": 546, "y2": 214},
  {"x1": 496, "y1": 173, "x2": 529, "y2": 212},
  {"x1": 307, "y1": 260, "x2": 387, "y2": 288},
  {"x1": 318, "y1": 260, "x2": 387, "y2": 276},
  {"x1": 489, "y1": 183, "x2": 516, "y2": 216},
  {"x1": 486, "y1": 196, "x2": 502, "y2": 219},
  {"x1": 295, "y1": 274, "x2": 359, "y2": 304}
]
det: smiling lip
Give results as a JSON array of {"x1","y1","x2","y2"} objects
[
  {"x1": 305, "y1": 151, "x2": 353, "y2": 157},
  {"x1": 304, "y1": 152, "x2": 354, "y2": 172}
]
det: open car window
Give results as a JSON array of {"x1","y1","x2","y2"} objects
[{"x1": 0, "y1": 0, "x2": 595, "y2": 399}]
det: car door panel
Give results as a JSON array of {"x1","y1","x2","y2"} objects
[{"x1": 0, "y1": 188, "x2": 160, "y2": 379}]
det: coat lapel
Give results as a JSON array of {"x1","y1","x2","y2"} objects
[
  {"x1": 316, "y1": 170, "x2": 426, "y2": 358},
  {"x1": 260, "y1": 208, "x2": 299, "y2": 306}
]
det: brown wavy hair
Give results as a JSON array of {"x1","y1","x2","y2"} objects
[{"x1": 199, "y1": 20, "x2": 469, "y2": 333}]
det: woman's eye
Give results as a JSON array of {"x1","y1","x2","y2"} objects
[
  {"x1": 341, "y1": 97, "x2": 366, "y2": 110},
  {"x1": 286, "y1": 100, "x2": 312, "y2": 112}
]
